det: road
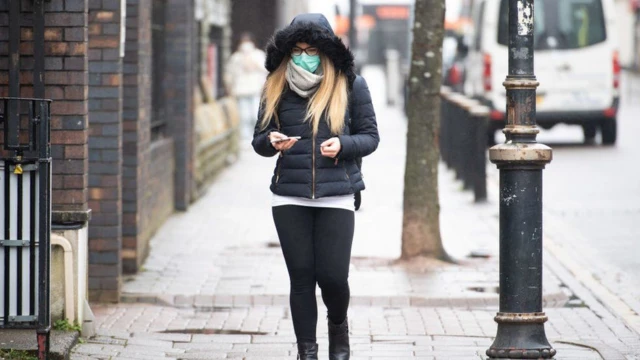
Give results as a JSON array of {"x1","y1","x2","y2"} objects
[{"x1": 495, "y1": 71, "x2": 640, "y2": 317}]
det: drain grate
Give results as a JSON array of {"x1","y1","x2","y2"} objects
[
  {"x1": 467, "y1": 250, "x2": 493, "y2": 258},
  {"x1": 194, "y1": 306, "x2": 232, "y2": 313},
  {"x1": 563, "y1": 294, "x2": 587, "y2": 308},
  {"x1": 160, "y1": 329, "x2": 268, "y2": 335},
  {"x1": 467, "y1": 286, "x2": 499, "y2": 294}
]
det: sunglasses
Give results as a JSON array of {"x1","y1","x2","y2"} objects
[{"x1": 291, "y1": 46, "x2": 319, "y2": 56}]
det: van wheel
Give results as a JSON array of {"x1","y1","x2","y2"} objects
[
  {"x1": 601, "y1": 119, "x2": 617, "y2": 146},
  {"x1": 582, "y1": 124, "x2": 597, "y2": 143}
]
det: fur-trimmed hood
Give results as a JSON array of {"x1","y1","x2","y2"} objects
[{"x1": 265, "y1": 13, "x2": 356, "y2": 88}]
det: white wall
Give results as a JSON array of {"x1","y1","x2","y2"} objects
[
  {"x1": 307, "y1": 0, "x2": 341, "y2": 30},
  {"x1": 614, "y1": 0, "x2": 636, "y2": 66},
  {"x1": 277, "y1": 0, "x2": 310, "y2": 28}
]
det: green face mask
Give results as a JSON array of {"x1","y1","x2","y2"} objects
[{"x1": 292, "y1": 54, "x2": 321, "y2": 73}]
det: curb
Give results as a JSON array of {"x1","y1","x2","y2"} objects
[
  {"x1": 544, "y1": 228, "x2": 640, "y2": 336},
  {"x1": 119, "y1": 291, "x2": 569, "y2": 310}
]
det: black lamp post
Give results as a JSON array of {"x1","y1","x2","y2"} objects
[{"x1": 486, "y1": 0, "x2": 555, "y2": 358}]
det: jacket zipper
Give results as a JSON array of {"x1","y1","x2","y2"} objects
[
  {"x1": 343, "y1": 161, "x2": 351, "y2": 180},
  {"x1": 275, "y1": 113, "x2": 282, "y2": 184},
  {"x1": 276, "y1": 155, "x2": 282, "y2": 183},
  {"x1": 312, "y1": 135, "x2": 316, "y2": 199}
]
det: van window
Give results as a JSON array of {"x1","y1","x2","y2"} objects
[{"x1": 498, "y1": 0, "x2": 607, "y2": 50}]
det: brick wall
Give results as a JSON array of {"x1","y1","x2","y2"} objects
[
  {"x1": 87, "y1": 0, "x2": 122, "y2": 302},
  {"x1": 140, "y1": 138, "x2": 174, "y2": 253},
  {"x1": 165, "y1": 0, "x2": 195, "y2": 211},
  {"x1": 122, "y1": 0, "x2": 174, "y2": 273},
  {"x1": 121, "y1": 0, "x2": 150, "y2": 273},
  {"x1": 0, "y1": 0, "x2": 89, "y2": 214},
  {"x1": 1, "y1": 0, "x2": 236, "y2": 304}
]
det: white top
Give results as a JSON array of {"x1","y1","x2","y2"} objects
[
  {"x1": 224, "y1": 44, "x2": 268, "y2": 97},
  {"x1": 272, "y1": 194, "x2": 354, "y2": 211}
]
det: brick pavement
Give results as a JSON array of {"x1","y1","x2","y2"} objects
[
  {"x1": 116, "y1": 67, "x2": 566, "y2": 310},
  {"x1": 74, "y1": 304, "x2": 616, "y2": 359},
  {"x1": 119, "y1": 242, "x2": 567, "y2": 309},
  {"x1": 71, "y1": 67, "x2": 640, "y2": 359}
]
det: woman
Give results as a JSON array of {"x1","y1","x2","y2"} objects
[
  {"x1": 224, "y1": 32, "x2": 268, "y2": 139},
  {"x1": 252, "y1": 14, "x2": 379, "y2": 360}
]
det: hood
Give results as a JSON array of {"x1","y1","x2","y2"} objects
[{"x1": 265, "y1": 13, "x2": 356, "y2": 88}]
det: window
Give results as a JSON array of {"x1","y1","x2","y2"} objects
[
  {"x1": 556, "y1": 0, "x2": 606, "y2": 48},
  {"x1": 209, "y1": 26, "x2": 226, "y2": 98},
  {"x1": 151, "y1": 0, "x2": 166, "y2": 141},
  {"x1": 498, "y1": 0, "x2": 606, "y2": 50}
]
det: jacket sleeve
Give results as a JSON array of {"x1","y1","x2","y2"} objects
[
  {"x1": 252, "y1": 103, "x2": 279, "y2": 157},
  {"x1": 338, "y1": 76, "x2": 380, "y2": 160}
]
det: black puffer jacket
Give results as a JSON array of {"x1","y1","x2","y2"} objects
[{"x1": 252, "y1": 14, "x2": 379, "y2": 199}]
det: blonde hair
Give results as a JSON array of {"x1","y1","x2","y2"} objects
[{"x1": 260, "y1": 54, "x2": 349, "y2": 135}]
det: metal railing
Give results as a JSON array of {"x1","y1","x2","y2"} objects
[
  {"x1": 440, "y1": 87, "x2": 489, "y2": 202},
  {"x1": 0, "y1": 98, "x2": 52, "y2": 359}
]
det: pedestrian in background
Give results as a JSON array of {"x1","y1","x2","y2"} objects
[
  {"x1": 252, "y1": 14, "x2": 379, "y2": 360},
  {"x1": 224, "y1": 33, "x2": 268, "y2": 139}
]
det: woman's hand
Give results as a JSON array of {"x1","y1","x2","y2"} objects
[
  {"x1": 269, "y1": 131, "x2": 298, "y2": 151},
  {"x1": 320, "y1": 137, "x2": 341, "y2": 158}
]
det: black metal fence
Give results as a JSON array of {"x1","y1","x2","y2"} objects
[
  {"x1": 1, "y1": 1, "x2": 52, "y2": 359},
  {"x1": 440, "y1": 87, "x2": 489, "y2": 202},
  {"x1": 0, "y1": 98, "x2": 52, "y2": 359}
]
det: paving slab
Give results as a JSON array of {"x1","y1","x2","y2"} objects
[
  {"x1": 0, "y1": 329, "x2": 79, "y2": 360},
  {"x1": 72, "y1": 304, "x2": 623, "y2": 359}
]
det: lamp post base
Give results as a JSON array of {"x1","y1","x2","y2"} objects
[{"x1": 487, "y1": 312, "x2": 555, "y2": 359}]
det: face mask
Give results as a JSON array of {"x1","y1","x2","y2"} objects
[{"x1": 292, "y1": 54, "x2": 321, "y2": 73}]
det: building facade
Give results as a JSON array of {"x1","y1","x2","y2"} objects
[
  {"x1": 231, "y1": 0, "x2": 309, "y2": 50},
  {"x1": 0, "y1": 0, "x2": 237, "y2": 327},
  {"x1": 614, "y1": 0, "x2": 639, "y2": 67}
]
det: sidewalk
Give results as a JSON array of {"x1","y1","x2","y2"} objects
[{"x1": 71, "y1": 67, "x2": 640, "y2": 359}]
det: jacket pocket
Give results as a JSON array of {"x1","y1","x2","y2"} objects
[
  {"x1": 342, "y1": 161, "x2": 354, "y2": 192},
  {"x1": 342, "y1": 161, "x2": 351, "y2": 181}
]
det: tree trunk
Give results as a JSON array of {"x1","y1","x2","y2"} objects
[{"x1": 401, "y1": 0, "x2": 450, "y2": 261}]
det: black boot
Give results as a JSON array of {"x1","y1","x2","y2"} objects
[
  {"x1": 328, "y1": 317, "x2": 350, "y2": 360},
  {"x1": 297, "y1": 342, "x2": 318, "y2": 360}
]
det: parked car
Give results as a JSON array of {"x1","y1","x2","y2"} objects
[
  {"x1": 463, "y1": 0, "x2": 620, "y2": 145},
  {"x1": 443, "y1": 31, "x2": 467, "y2": 93},
  {"x1": 403, "y1": 30, "x2": 468, "y2": 114}
]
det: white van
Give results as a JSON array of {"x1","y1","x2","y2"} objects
[{"x1": 463, "y1": 0, "x2": 620, "y2": 145}]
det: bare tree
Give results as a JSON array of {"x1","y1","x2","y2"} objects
[{"x1": 401, "y1": 0, "x2": 450, "y2": 261}]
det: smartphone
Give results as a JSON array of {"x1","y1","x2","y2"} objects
[{"x1": 271, "y1": 136, "x2": 301, "y2": 143}]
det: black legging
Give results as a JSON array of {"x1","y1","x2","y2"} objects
[{"x1": 272, "y1": 205, "x2": 355, "y2": 343}]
